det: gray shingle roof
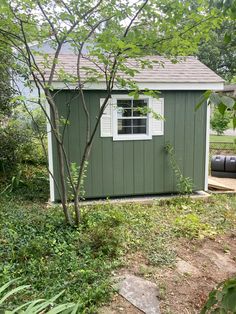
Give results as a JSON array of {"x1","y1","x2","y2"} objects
[{"x1": 37, "y1": 55, "x2": 224, "y2": 83}]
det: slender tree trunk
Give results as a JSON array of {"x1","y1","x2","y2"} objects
[
  {"x1": 73, "y1": 145, "x2": 91, "y2": 225},
  {"x1": 47, "y1": 91, "x2": 73, "y2": 225}
]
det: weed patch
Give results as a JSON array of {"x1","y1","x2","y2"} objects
[{"x1": 0, "y1": 193, "x2": 235, "y2": 311}]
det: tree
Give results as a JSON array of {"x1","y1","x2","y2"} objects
[
  {"x1": 197, "y1": 19, "x2": 236, "y2": 82},
  {"x1": 0, "y1": 42, "x2": 15, "y2": 120},
  {"x1": 197, "y1": 0, "x2": 236, "y2": 82},
  {"x1": 210, "y1": 109, "x2": 230, "y2": 135},
  {"x1": 0, "y1": 0, "x2": 226, "y2": 226},
  {"x1": 196, "y1": 0, "x2": 236, "y2": 128}
]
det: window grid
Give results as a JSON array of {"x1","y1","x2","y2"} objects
[{"x1": 117, "y1": 99, "x2": 148, "y2": 135}]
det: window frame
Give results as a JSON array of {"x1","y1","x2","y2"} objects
[{"x1": 112, "y1": 94, "x2": 152, "y2": 141}]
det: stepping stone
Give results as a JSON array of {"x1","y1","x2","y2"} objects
[
  {"x1": 176, "y1": 258, "x2": 201, "y2": 276},
  {"x1": 200, "y1": 249, "x2": 236, "y2": 273},
  {"x1": 116, "y1": 274, "x2": 160, "y2": 314}
]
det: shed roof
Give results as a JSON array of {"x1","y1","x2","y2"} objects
[{"x1": 38, "y1": 55, "x2": 224, "y2": 84}]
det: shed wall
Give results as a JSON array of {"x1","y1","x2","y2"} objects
[{"x1": 51, "y1": 90, "x2": 207, "y2": 200}]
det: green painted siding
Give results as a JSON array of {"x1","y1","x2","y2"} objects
[{"x1": 51, "y1": 90, "x2": 207, "y2": 200}]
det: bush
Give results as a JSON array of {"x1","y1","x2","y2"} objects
[
  {"x1": 0, "y1": 108, "x2": 46, "y2": 176},
  {"x1": 0, "y1": 120, "x2": 31, "y2": 173},
  {"x1": 201, "y1": 277, "x2": 236, "y2": 313},
  {"x1": 210, "y1": 110, "x2": 231, "y2": 135}
]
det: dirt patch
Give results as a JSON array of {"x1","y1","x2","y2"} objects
[
  {"x1": 157, "y1": 234, "x2": 236, "y2": 313},
  {"x1": 99, "y1": 294, "x2": 143, "y2": 314},
  {"x1": 100, "y1": 234, "x2": 236, "y2": 314}
]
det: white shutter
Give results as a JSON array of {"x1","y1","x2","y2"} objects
[
  {"x1": 150, "y1": 97, "x2": 164, "y2": 136},
  {"x1": 100, "y1": 98, "x2": 113, "y2": 137}
]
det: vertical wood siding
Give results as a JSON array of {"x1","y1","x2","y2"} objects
[{"x1": 52, "y1": 90, "x2": 206, "y2": 199}]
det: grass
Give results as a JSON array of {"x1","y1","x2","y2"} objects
[
  {"x1": 210, "y1": 135, "x2": 236, "y2": 143},
  {"x1": 0, "y1": 185, "x2": 236, "y2": 312},
  {"x1": 1, "y1": 165, "x2": 236, "y2": 312}
]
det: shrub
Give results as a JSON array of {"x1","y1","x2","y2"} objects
[
  {"x1": 210, "y1": 110, "x2": 231, "y2": 135},
  {"x1": 201, "y1": 277, "x2": 236, "y2": 313},
  {"x1": 0, "y1": 108, "x2": 46, "y2": 178},
  {"x1": 0, "y1": 120, "x2": 31, "y2": 174}
]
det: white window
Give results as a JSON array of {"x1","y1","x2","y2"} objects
[{"x1": 100, "y1": 95, "x2": 164, "y2": 140}]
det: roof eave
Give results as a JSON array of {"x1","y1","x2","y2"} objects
[{"x1": 48, "y1": 81, "x2": 224, "y2": 91}]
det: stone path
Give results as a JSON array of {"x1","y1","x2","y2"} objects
[
  {"x1": 176, "y1": 258, "x2": 201, "y2": 277},
  {"x1": 117, "y1": 275, "x2": 160, "y2": 314},
  {"x1": 200, "y1": 248, "x2": 236, "y2": 274},
  {"x1": 99, "y1": 236, "x2": 236, "y2": 314}
]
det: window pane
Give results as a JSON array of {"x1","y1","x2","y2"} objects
[
  {"x1": 117, "y1": 108, "x2": 132, "y2": 117},
  {"x1": 133, "y1": 99, "x2": 148, "y2": 116},
  {"x1": 133, "y1": 108, "x2": 148, "y2": 117},
  {"x1": 118, "y1": 119, "x2": 132, "y2": 134},
  {"x1": 133, "y1": 119, "x2": 147, "y2": 127},
  {"x1": 118, "y1": 127, "x2": 132, "y2": 134},
  {"x1": 133, "y1": 127, "x2": 146, "y2": 134},
  {"x1": 118, "y1": 119, "x2": 147, "y2": 135},
  {"x1": 117, "y1": 99, "x2": 131, "y2": 108},
  {"x1": 118, "y1": 119, "x2": 132, "y2": 127},
  {"x1": 133, "y1": 99, "x2": 148, "y2": 107}
]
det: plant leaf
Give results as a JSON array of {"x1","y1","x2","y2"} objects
[
  {"x1": 46, "y1": 303, "x2": 75, "y2": 314},
  {"x1": 221, "y1": 96, "x2": 235, "y2": 109},
  {"x1": 71, "y1": 302, "x2": 82, "y2": 314},
  {"x1": 0, "y1": 285, "x2": 30, "y2": 305},
  {"x1": 0, "y1": 279, "x2": 18, "y2": 295},
  {"x1": 195, "y1": 90, "x2": 212, "y2": 111},
  {"x1": 209, "y1": 93, "x2": 222, "y2": 106}
]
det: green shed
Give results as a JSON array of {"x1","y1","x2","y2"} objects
[{"x1": 47, "y1": 56, "x2": 224, "y2": 201}]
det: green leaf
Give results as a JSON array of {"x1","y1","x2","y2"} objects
[
  {"x1": 200, "y1": 289, "x2": 218, "y2": 313},
  {"x1": 195, "y1": 90, "x2": 212, "y2": 111},
  {"x1": 0, "y1": 285, "x2": 30, "y2": 305},
  {"x1": 224, "y1": 33, "x2": 231, "y2": 44},
  {"x1": 221, "y1": 287, "x2": 236, "y2": 311},
  {"x1": 47, "y1": 303, "x2": 75, "y2": 314},
  {"x1": 71, "y1": 302, "x2": 82, "y2": 314},
  {"x1": 32, "y1": 290, "x2": 65, "y2": 313},
  {"x1": 11, "y1": 300, "x2": 39, "y2": 313},
  {"x1": 233, "y1": 117, "x2": 236, "y2": 129},
  {"x1": 221, "y1": 95, "x2": 235, "y2": 109},
  {"x1": 217, "y1": 103, "x2": 227, "y2": 115},
  {"x1": 23, "y1": 299, "x2": 45, "y2": 313},
  {"x1": 0, "y1": 279, "x2": 18, "y2": 295},
  {"x1": 209, "y1": 93, "x2": 222, "y2": 106}
]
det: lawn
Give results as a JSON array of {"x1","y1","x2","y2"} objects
[
  {"x1": 210, "y1": 135, "x2": 236, "y2": 143},
  {"x1": 0, "y1": 180, "x2": 236, "y2": 313}
]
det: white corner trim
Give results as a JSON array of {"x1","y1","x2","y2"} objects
[
  {"x1": 204, "y1": 103, "x2": 210, "y2": 191},
  {"x1": 50, "y1": 81, "x2": 224, "y2": 91},
  {"x1": 46, "y1": 102, "x2": 55, "y2": 202}
]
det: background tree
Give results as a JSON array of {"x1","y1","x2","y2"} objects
[
  {"x1": 210, "y1": 109, "x2": 231, "y2": 135},
  {"x1": 196, "y1": 0, "x2": 236, "y2": 128},
  {"x1": 0, "y1": 0, "x2": 226, "y2": 226},
  {"x1": 197, "y1": 19, "x2": 236, "y2": 82},
  {"x1": 0, "y1": 44, "x2": 15, "y2": 120}
]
